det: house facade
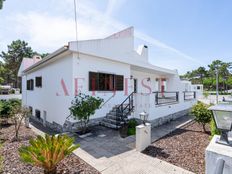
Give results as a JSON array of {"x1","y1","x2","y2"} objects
[{"x1": 18, "y1": 27, "x2": 198, "y2": 132}]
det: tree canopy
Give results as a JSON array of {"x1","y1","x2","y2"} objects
[
  {"x1": 0, "y1": 0, "x2": 5, "y2": 9},
  {"x1": 0, "y1": 40, "x2": 48, "y2": 88},
  {"x1": 181, "y1": 60, "x2": 232, "y2": 91}
]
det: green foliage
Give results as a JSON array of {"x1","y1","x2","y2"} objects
[
  {"x1": 203, "y1": 91, "x2": 209, "y2": 99},
  {"x1": 0, "y1": 40, "x2": 34, "y2": 87},
  {"x1": 127, "y1": 119, "x2": 138, "y2": 136},
  {"x1": 210, "y1": 119, "x2": 221, "y2": 137},
  {"x1": 192, "y1": 102, "x2": 212, "y2": 132},
  {"x1": 19, "y1": 134, "x2": 79, "y2": 174},
  {"x1": 0, "y1": 40, "x2": 48, "y2": 87},
  {"x1": 0, "y1": 0, "x2": 5, "y2": 9},
  {"x1": 0, "y1": 99, "x2": 21, "y2": 118},
  {"x1": 182, "y1": 59, "x2": 232, "y2": 91},
  {"x1": 69, "y1": 93, "x2": 104, "y2": 133},
  {"x1": 11, "y1": 106, "x2": 31, "y2": 141}
]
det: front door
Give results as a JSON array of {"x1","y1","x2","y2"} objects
[{"x1": 134, "y1": 79, "x2": 137, "y2": 93}]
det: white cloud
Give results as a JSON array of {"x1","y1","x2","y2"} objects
[{"x1": 2, "y1": 0, "x2": 201, "y2": 69}]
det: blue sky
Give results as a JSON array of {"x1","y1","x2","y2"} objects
[{"x1": 0, "y1": 0, "x2": 232, "y2": 74}]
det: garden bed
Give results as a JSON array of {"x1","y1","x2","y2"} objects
[
  {"x1": 0, "y1": 124, "x2": 100, "y2": 174},
  {"x1": 143, "y1": 121, "x2": 210, "y2": 174}
]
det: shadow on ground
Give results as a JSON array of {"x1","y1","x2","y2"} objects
[{"x1": 72, "y1": 125, "x2": 135, "y2": 158}]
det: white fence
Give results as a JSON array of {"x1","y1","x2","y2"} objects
[{"x1": 0, "y1": 94, "x2": 22, "y2": 100}]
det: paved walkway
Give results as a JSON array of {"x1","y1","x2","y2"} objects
[
  {"x1": 31, "y1": 115, "x2": 194, "y2": 174},
  {"x1": 70, "y1": 115, "x2": 194, "y2": 174}
]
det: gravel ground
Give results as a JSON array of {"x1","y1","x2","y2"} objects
[
  {"x1": 143, "y1": 121, "x2": 210, "y2": 174},
  {"x1": 0, "y1": 124, "x2": 100, "y2": 174}
]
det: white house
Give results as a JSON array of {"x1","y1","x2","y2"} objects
[
  {"x1": 181, "y1": 80, "x2": 203, "y2": 96},
  {"x1": 18, "y1": 27, "x2": 197, "y2": 132}
]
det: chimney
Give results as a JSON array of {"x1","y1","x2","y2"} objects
[
  {"x1": 137, "y1": 45, "x2": 148, "y2": 60},
  {"x1": 32, "y1": 55, "x2": 42, "y2": 63}
]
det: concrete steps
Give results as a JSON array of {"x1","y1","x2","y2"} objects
[{"x1": 100, "y1": 105, "x2": 133, "y2": 129}]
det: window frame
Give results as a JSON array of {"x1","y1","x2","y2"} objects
[
  {"x1": 35, "y1": 109, "x2": 41, "y2": 120},
  {"x1": 26, "y1": 79, "x2": 34, "y2": 90},
  {"x1": 89, "y1": 72, "x2": 124, "y2": 91},
  {"x1": 35, "y1": 76, "x2": 42, "y2": 88}
]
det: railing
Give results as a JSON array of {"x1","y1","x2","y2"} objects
[
  {"x1": 116, "y1": 92, "x2": 134, "y2": 126},
  {"x1": 100, "y1": 93, "x2": 115, "y2": 108},
  {"x1": 183, "y1": 91, "x2": 196, "y2": 101},
  {"x1": 153, "y1": 91, "x2": 179, "y2": 105}
]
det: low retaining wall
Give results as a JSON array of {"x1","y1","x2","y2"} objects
[
  {"x1": 30, "y1": 108, "x2": 191, "y2": 133},
  {"x1": 30, "y1": 116, "x2": 63, "y2": 133},
  {"x1": 63, "y1": 117, "x2": 103, "y2": 132},
  {"x1": 149, "y1": 109, "x2": 191, "y2": 128}
]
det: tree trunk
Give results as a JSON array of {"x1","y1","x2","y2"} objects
[
  {"x1": 44, "y1": 167, "x2": 57, "y2": 174},
  {"x1": 202, "y1": 124, "x2": 206, "y2": 133}
]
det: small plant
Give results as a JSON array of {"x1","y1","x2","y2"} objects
[
  {"x1": 69, "y1": 93, "x2": 103, "y2": 133},
  {"x1": 10, "y1": 106, "x2": 30, "y2": 141},
  {"x1": 203, "y1": 91, "x2": 209, "y2": 99},
  {"x1": 19, "y1": 134, "x2": 79, "y2": 174},
  {"x1": 192, "y1": 102, "x2": 212, "y2": 133},
  {"x1": 0, "y1": 99, "x2": 21, "y2": 125},
  {"x1": 210, "y1": 118, "x2": 221, "y2": 137},
  {"x1": 127, "y1": 119, "x2": 138, "y2": 136}
]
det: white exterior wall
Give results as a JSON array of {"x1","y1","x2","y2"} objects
[
  {"x1": 131, "y1": 70, "x2": 161, "y2": 93},
  {"x1": 71, "y1": 53, "x2": 132, "y2": 120},
  {"x1": 22, "y1": 54, "x2": 74, "y2": 125},
  {"x1": 148, "y1": 97, "x2": 196, "y2": 120}
]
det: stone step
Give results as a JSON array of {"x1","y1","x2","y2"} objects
[
  {"x1": 106, "y1": 112, "x2": 128, "y2": 118},
  {"x1": 106, "y1": 114, "x2": 117, "y2": 120},
  {"x1": 99, "y1": 121, "x2": 120, "y2": 129},
  {"x1": 110, "y1": 109, "x2": 131, "y2": 115},
  {"x1": 102, "y1": 118, "x2": 119, "y2": 125}
]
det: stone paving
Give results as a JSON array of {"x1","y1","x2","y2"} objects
[
  {"x1": 30, "y1": 115, "x2": 194, "y2": 173},
  {"x1": 70, "y1": 115, "x2": 194, "y2": 174}
]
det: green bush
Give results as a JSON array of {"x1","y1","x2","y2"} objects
[
  {"x1": 203, "y1": 91, "x2": 209, "y2": 99},
  {"x1": 0, "y1": 99, "x2": 21, "y2": 118},
  {"x1": 210, "y1": 118, "x2": 221, "y2": 137},
  {"x1": 69, "y1": 93, "x2": 103, "y2": 133},
  {"x1": 192, "y1": 102, "x2": 212, "y2": 133},
  {"x1": 127, "y1": 119, "x2": 138, "y2": 136},
  {"x1": 19, "y1": 134, "x2": 79, "y2": 174}
]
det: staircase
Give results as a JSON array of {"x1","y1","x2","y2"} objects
[{"x1": 100, "y1": 92, "x2": 134, "y2": 129}]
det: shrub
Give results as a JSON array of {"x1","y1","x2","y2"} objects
[
  {"x1": 192, "y1": 102, "x2": 212, "y2": 133},
  {"x1": 210, "y1": 118, "x2": 221, "y2": 137},
  {"x1": 203, "y1": 91, "x2": 209, "y2": 99},
  {"x1": 127, "y1": 119, "x2": 138, "y2": 136},
  {"x1": 69, "y1": 93, "x2": 103, "y2": 133},
  {"x1": 10, "y1": 106, "x2": 30, "y2": 141},
  {"x1": 19, "y1": 134, "x2": 79, "y2": 174},
  {"x1": 0, "y1": 99, "x2": 21, "y2": 117}
]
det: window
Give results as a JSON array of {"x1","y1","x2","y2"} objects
[
  {"x1": 26, "y1": 79, "x2": 34, "y2": 90},
  {"x1": 197, "y1": 86, "x2": 201, "y2": 90},
  {"x1": 35, "y1": 109, "x2": 41, "y2": 120},
  {"x1": 89, "y1": 72, "x2": 124, "y2": 91},
  {"x1": 115, "y1": 75, "x2": 123, "y2": 91},
  {"x1": 35, "y1": 77, "x2": 42, "y2": 87}
]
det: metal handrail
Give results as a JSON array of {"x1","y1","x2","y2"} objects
[
  {"x1": 116, "y1": 92, "x2": 134, "y2": 126},
  {"x1": 183, "y1": 91, "x2": 196, "y2": 100},
  {"x1": 153, "y1": 91, "x2": 179, "y2": 105},
  {"x1": 100, "y1": 93, "x2": 115, "y2": 108}
]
